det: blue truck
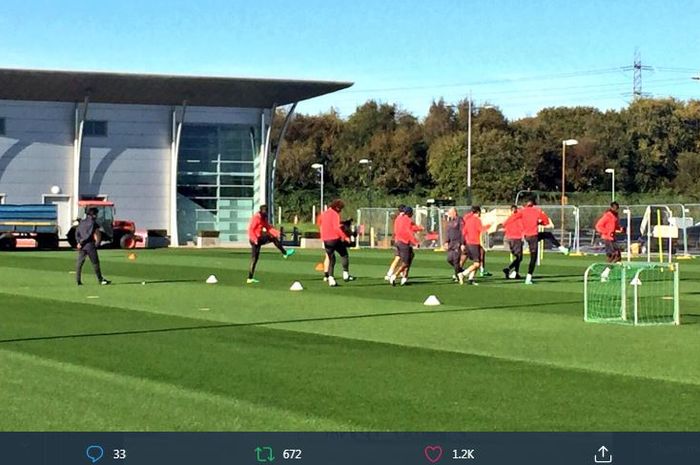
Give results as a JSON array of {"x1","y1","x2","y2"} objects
[{"x1": 0, "y1": 204, "x2": 60, "y2": 250}]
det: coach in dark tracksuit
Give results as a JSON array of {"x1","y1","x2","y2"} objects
[{"x1": 75, "y1": 207, "x2": 110, "y2": 286}]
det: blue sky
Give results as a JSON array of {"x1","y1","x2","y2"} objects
[{"x1": 2, "y1": 0, "x2": 699, "y2": 119}]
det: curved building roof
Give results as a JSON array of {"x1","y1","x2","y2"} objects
[{"x1": 0, "y1": 68, "x2": 352, "y2": 108}]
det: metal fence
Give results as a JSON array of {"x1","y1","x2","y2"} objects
[{"x1": 356, "y1": 203, "x2": 700, "y2": 258}]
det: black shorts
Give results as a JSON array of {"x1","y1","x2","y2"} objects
[
  {"x1": 324, "y1": 239, "x2": 349, "y2": 257},
  {"x1": 394, "y1": 244, "x2": 400, "y2": 257},
  {"x1": 604, "y1": 239, "x2": 620, "y2": 255},
  {"x1": 507, "y1": 239, "x2": 523, "y2": 256},
  {"x1": 251, "y1": 234, "x2": 274, "y2": 248},
  {"x1": 396, "y1": 242, "x2": 414, "y2": 265},
  {"x1": 465, "y1": 244, "x2": 481, "y2": 262},
  {"x1": 447, "y1": 248, "x2": 461, "y2": 265}
]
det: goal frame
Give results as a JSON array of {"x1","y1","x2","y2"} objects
[{"x1": 584, "y1": 262, "x2": 680, "y2": 326}]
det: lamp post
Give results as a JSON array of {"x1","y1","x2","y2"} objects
[
  {"x1": 359, "y1": 158, "x2": 372, "y2": 209},
  {"x1": 447, "y1": 98, "x2": 495, "y2": 205},
  {"x1": 467, "y1": 96, "x2": 472, "y2": 205},
  {"x1": 605, "y1": 168, "x2": 616, "y2": 203},
  {"x1": 561, "y1": 138, "x2": 578, "y2": 242},
  {"x1": 311, "y1": 163, "x2": 324, "y2": 213}
]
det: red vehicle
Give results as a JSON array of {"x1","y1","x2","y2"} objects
[{"x1": 67, "y1": 200, "x2": 141, "y2": 249}]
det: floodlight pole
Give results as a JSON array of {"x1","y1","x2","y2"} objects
[
  {"x1": 359, "y1": 158, "x2": 372, "y2": 209},
  {"x1": 311, "y1": 163, "x2": 324, "y2": 213},
  {"x1": 561, "y1": 139, "x2": 578, "y2": 243},
  {"x1": 467, "y1": 93, "x2": 472, "y2": 205},
  {"x1": 605, "y1": 168, "x2": 616, "y2": 203}
]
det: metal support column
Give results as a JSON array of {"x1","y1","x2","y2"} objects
[
  {"x1": 169, "y1": 101, "x2": 187, "y2": 247},
  {"x1": 72, "y1": 96, "x2": 89, "y2": 219},
  {"x1": 264, "y1": 102, "x2": 297, "y2": 224}
]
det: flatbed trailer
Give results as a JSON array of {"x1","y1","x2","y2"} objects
[{"x1": 0, "y1": 204, "x2": 59, "y2": 250}]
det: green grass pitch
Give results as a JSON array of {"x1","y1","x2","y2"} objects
[{"x1": 1, "y1": 248, "x2": 699, "y2": 431}]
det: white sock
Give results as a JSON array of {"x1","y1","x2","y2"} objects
[
  {"x1": 509, "y1": 270, "x2": 517, "y2": 279},
  {"x1": 526, "y1": 273, "x2": 532, "y2": 281},
  {"x1": 343, "y1": 271, "x2": 350, "y2": 280},
  {"x1": 468, "y1": 270, "x2": 476, "y2": 280}
]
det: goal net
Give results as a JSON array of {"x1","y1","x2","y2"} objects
[{"x1": 584, "y1": 262, "x2": 680, "y2": 325}]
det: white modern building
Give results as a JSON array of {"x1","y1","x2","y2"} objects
[{"x1": 0, "y1": 68, "x2": 351, "y2": 245}]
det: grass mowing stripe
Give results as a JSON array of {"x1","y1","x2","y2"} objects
[
  {"x1": 0, "y1": 348, "x2": 355, "y2": 431},
  {"x1": 4, "y1": 288, "x2": 697, "y2": 391},
  {"x1": 3, "y1": 249, "x2": 700, "y2": 431},
  {"x1": 0, "y1": 262, "x2": 587, "y2": 313},
  {"x1": 2, "y1": 276, "x2": 696, "y2": 387},
  {"x1": 3, "y1": 293, "x2": 700, "y2": 430},
  {"x1": 3, "y1": 317, "x2": 700, "y2": 431},
  {"x1": 267, "y1": 311, "x2": 700, "y2": 387},
  {"x1": 0, "y1": 249, "x2": 590, "y2": 283},
  {"x1": 0, "y1": 288, "x2": 581, "y2": 346}
]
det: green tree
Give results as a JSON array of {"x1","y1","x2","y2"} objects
[
  {"x1": 423, "y1": 99, "x2": 457, "y2": 145},
  {"x1": 427, "y1": 133, "x2": 467, "y2": 199},
  {"x1": 620, "y1": 98, "x2": 693, "y2": 192},
  {"x1": 673, "y1": 152, "x2": 700, "y2": 197},
  {"x1": 471, "y1": 128, "x2": 530, "y2": 203}
]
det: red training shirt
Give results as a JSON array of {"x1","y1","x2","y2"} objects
[
  {"x1": 503, "y1": 212, "x2": 524, "y2": 240},
  {"x1": 595, "y1": 210, "x2": 621, "y2": 241},
  {"x1": 248, "y1": 212, "x2": 279, "y2": 244},
  {"x1": 394, "y1": 214, "x2": 419, "y2": 245},
  {"x1": 463, "y1": 214, "x2": 485, "y2": 245},
  {"x1": 514, "y1": 206, "x2": 551, "y2": 237},
  {"x1": 320, "y1": 208, "x2": 349, "y2": 242}
]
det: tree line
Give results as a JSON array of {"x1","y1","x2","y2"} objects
[{"x1": 273, "y1": 97, "x2": 700, "y2": 219}]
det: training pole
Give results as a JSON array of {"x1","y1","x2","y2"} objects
[
  {"x1": 657, "y1": 209, "x2": 663, "y2": 264},
  {"x1": 625, "y1": 208, "x2": 631, "y2": 263}
]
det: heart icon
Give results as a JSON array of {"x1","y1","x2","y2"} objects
[{"x1": 424, "y1": 445, "x2": 443, "y2": 464}]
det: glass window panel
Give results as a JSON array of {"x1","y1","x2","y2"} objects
[
  {"x1": 220, "y1": 149, "x2": 249, "y2": 161},
  {"x1": 177, "y1": 185, "x2": 217, "y2": 197},
  {"x1": 178, "y1": 174, "x2": 218, "y2": 185},
  {"x1": 220, "y1": 175, "x2": 254, "y2": 186},
  {"x1": 191, "y1": 198, "x2": 217, "y2": 210},
  {"x1": 178, "y1": 147, "x2": 216, "y2": 157},
  {"x1": 196, "y1": 221, "x2": 216, "y2": 231},
  {"x1": 219, "y1": 162, "x2": 254, "y2": 174},
  {"x1": 220, "y1": 186, "x2": 253, "y2": 197},
  {"x1": 84, "y1": 120, "x2": 107, "y2": 137},
  {"x1": 195, "y1": 210, "x2": 217, "y2": 221},
  {"x1": 178, "y1": 124, "x2": 258, "y2": 244},
  {"x1": 178, "y1": 159, "x2": 219, "y2": 172},
  {"x1": 179, "y1": 138, "x2": 212, "y2": 150}
]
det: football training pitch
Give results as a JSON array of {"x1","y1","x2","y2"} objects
[{"x1": 1, "y1": 248, "x2": 699, "y2": 431}]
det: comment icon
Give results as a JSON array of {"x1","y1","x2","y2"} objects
[{"x1": 86, "y1": 445, "x2": 104, "y2": 463}]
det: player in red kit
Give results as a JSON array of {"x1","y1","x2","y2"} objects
[
  {"x1": 320, "y1": 199, "x2": 354, "y2": 287},
  {"x1": 388, "y1": 207, "x2": 421, "y2": 286},
  {"x1": 510, "y1": 198, "x2": 569, "y2": 284},
  {"x1": 461, "y1": 206, "x2": 486, "y2": 285},
  {"x1": 595, "y1": 201, "x2": 624, "y2": 281},
  {"x1": 502, "y1": 205, "x2": 524, "y2": 279},
  {"x1": 247, "y1": 205, "x2": 295, "y2": 283}
]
